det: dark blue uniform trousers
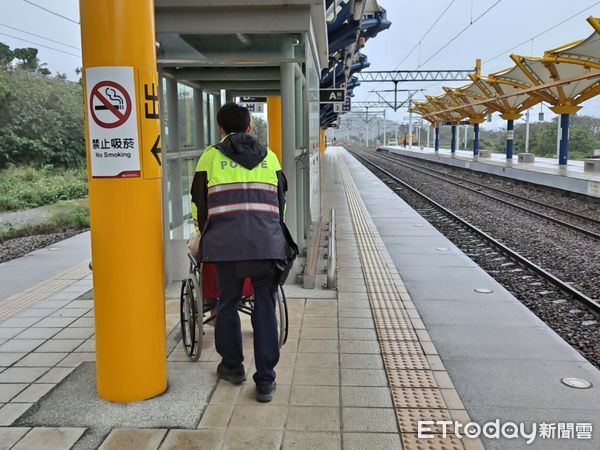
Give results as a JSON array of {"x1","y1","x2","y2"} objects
[{"x1": 215, "y1": 261, "x2": 279, "y2": 385}]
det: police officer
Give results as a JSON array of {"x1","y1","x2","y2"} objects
[{"x1": 191, "y1": 102, "x2": 291, "y2": 402}]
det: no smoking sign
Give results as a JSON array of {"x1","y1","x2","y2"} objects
[
  {"x1": 90, "y1": 81, "x2": 133, "y2": 129},
  {"x1": 86, "y1": 67, "x2": 140, "y2": 178}
]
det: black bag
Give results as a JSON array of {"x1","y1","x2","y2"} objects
[{"x1": 274, "y1": 221, "x2": 298, "y2": 285}]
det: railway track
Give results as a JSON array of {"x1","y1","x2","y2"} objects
[
  {"x1": 373, "y1": 150, "x2": 600, "y2": 239},
  {"x1": 350, "y1": 149, "x2": 600, "y2": 366}
]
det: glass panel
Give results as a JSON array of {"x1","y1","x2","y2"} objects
[
  {"x1": 166, "y1": 159, "x2": 174, "y2": 232},
  {"x1": 160, "y1": 76, "x2": 169, "y2": 145},
  {"x1": 177, "y1": 83, "x2": 196, "y2": 149},
  {"x1": 306, "y1": 39, "x2": 321, "y2": 225}
]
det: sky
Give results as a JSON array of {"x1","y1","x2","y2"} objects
[
  {"x1": 356, "y1": 0, "x2": 600, "y2": 128},
  {"x1": 0, "y1": 0, "x2": 599, "y2": 130}
]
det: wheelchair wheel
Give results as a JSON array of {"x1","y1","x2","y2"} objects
[
  {"x1": 180, "y1": 273, "x2": 203, "y2": 361},
  {"x1": 275, "y1": 285, "x2": 289, "y2": 348}
]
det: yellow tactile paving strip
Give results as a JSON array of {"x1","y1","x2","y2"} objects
[
  {"x1": 339, "y1": 155, "x2": 484, "y2": 450},
  {"x1": 0, "y1": 262, "x2": 90, "y2": 321}
]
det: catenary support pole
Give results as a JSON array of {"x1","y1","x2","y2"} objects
[
  {"x1": 383, "y1": 109, "x2": 387, "y2": 146},
  {"x1": 408, "y1": 105, "x2": 413, "y2": 150},
  {"x1": 80, "y1": 0, "x2": 166, "y2": 402}
]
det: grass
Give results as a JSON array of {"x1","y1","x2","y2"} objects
[
  {"x1": 0, "y1": 200, "x2": 89, "y2": 243},
  {"x1": 0, "y1": 165, "x2": 88, "y2": 212}
]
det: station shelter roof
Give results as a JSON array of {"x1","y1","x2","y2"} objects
[{"x1": 414, "y1": 16, "x2": 600, "y2": 124}]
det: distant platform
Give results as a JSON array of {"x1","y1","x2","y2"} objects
[{"x1": 381, "y1": 146, "x2": 600, "y2": 199}]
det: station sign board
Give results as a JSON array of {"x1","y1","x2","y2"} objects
[
  {"x1": 342, "y1": 96, "x2": 351, "y2": 112},
  {"x1": 240, "y1": 102, "x2": 265, "y2": 113},
  {"x1": 320, "y1": 88, "x2": 345, "y2": 103},
  {"x1": 240, "y1": 96, "x2": 267, "y2": 103}
]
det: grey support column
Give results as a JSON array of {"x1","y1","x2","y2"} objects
[
  {"x1": 213, "y1": 91, "x2": 222, "y2": 142},
  {"x1": 294, "y1": 66, "x2": 306, "y2": 250},
  {"x1": 225, "y1": 91, "x2": 235, "y2": 104},
  {"x1": 194, "y1": 88, "x2": 205, "y2": 149},
  {"x1": 166, "y1": 78, "x2": 183, "y2": 231},
  {"x1": 281, "y1": 62, "x2": 298, "y2": 246}
]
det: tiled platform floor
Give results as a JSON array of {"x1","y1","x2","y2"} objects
[{"x1": 0, "y1": 147, "x2": 482, "y2": 449}]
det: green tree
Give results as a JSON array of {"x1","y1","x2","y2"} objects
[
  {"x1": 0, "y1": 69, "x2": 85, "y2": 168},
  {"x1": 0, "y1": 43, "x2": 13, "y2": 68},
  {"x1": 250, "y1": 114, "x2": 268, "y2": 146}
]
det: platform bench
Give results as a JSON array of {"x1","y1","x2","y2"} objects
[
  {"x1": 584, "y1": 158, "x2": 600, "y2": 172},
  {"x1": 478, "y1": 150, "x2": 492, "y2": 158},
  {"x1": 518, "y1": 153, "x2": 535, "y2": 163}
]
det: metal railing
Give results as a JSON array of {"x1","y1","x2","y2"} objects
[{"x1": 326, "y1": 208, "x2": 337, "y2": 289}]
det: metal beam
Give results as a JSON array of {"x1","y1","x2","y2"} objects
[
  {"x1": 174, "y1": 67, "x2": 280, "y2": 81},
  {"x1": 422, "y1": 70, "x2": 600, "y2": 118},
  {"x1": 191, "y1": 81, "x2": 280, "y2": 90},
  {"x1": 357, "y1": 70, "x2": 476, "y2": 82},
  {"x1": 229, "y1": 90, "x2": 280, "y2": 97}
]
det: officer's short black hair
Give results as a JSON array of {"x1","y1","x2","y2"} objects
[{"x1": 217, "y1": 102, "x2": 251, "y2": 134}]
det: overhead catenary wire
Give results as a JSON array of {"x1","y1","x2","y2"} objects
[
  {"x1": 365, "y1": 0, "x2": 457, "y2": 102},
  {"x1": 395, "y1": 0, "x2": 457, "y2": 69},
  {"x1": 483, "y1": 0, "x2": 600, "y2": 64},
  {"x1": 417, "y1": 0, "x2": 600, "y2": 101},
  {"x1": 0, "y1": 23, "x2": 81, "y2": 50},
  {"x1": 0, "y1": 31, "x2": 81, "y2": 58},
  {"x1": 21, "y1": 0, "x2": 80, "y2": 25},
  {"x1": 419, "y1": 0, "x2": 504, "y2": 68}
]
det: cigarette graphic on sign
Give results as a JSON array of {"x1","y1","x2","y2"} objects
[
  {"x1": 94, "y1": 88, "x2": 125, "y2": 111},
  {"x1": 90, "y1": 80, "x2": 132, "y2": 129}
]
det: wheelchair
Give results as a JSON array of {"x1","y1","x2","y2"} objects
[{"x1": 180, "y1": 253, "x2": 289, "y2": 361}]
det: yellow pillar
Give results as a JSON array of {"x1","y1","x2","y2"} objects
[
  {"x1": 267, "y1": 96, "x2": 282, "y2": 164},
  {"x1": 80, "y1": 0, "x2": 167, "y2": 402},
  {"x1": 319, "y1": 128, "x2": 326, "y2": 154}
]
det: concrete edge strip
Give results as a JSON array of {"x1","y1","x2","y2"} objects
[
  {"x1": 0, "y1": 262, "x2": 91, "y2": 322},
  {"x1": 337, "y1": 151, "x2": 484, "y2": 450}
]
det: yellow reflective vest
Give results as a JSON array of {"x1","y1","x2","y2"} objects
[{"x1": 190, "y1": 133, "x2": 289, "y2": 262}]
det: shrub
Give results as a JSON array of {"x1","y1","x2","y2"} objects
[{"x1": 0, "y1": 166, "x2": 88, "y2": 211}]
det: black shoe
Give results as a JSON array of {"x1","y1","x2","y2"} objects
[
  {"x1": 256, "y1": 382, "x2": 277, "y2": 403},
  {"x1": 217, "y1": 363, "x2": 246, "y2": 385}
]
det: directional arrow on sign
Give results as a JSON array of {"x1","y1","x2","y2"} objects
[{"x1": 151, "y1": 135, "x2": 161, "y2": 166}]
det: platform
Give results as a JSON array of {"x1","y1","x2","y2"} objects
[
  {"x1": 383, "y1": 146, "x2": 600, "y2": 199},
  {"x1": 0, "y1": 147, "x2": 598, "y2": 449}
]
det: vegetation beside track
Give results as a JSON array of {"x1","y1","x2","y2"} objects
[
  {"x1": 0, "y1": 199, "x2": 89, "y2": 244},
  {"x1": 0, "y1": 166, "x2": 88, "y2": 212}
]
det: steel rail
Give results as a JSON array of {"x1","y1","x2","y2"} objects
[
  {"x1": 372, "y1": 151, "x2": 600, "y2": 240},
  {"x1": 350, "y1": 150, "x2": 600, "y2": 314},
  {"x1": 381, "y1": 152, "x2": 600, "y2": 227}
]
